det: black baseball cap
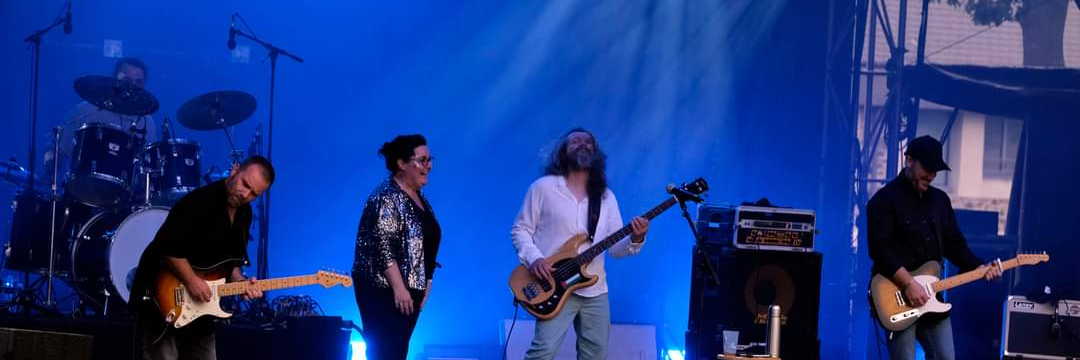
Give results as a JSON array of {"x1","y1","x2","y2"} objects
[{"x1": 905, "y1": 135, "x2": 950, "y2": 172}]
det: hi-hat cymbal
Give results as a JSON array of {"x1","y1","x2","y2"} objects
[
  {"x1": 1, "y1": 160, "x2": 42, "y2": 187},
  {"x1": 176, "y1": 91, "x2": 257, "y2": 130},
  {"x1": 73, "y1": 75, "x2": 159, "y2": 116}
]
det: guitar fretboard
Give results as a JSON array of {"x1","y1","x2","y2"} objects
[
  {"x1": 574, "y1": 196, "x2": 679, "y2": 265},
  {"x1": 217, "y1": 274, "x2": 319, "y2": 296},
  {"x1": 931, "y1": 258, "x2": 1020, "y2": 293}
]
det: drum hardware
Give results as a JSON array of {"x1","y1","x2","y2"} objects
[
  {"x1": 139, "y1": 151, "x2": 166, "y2": 207},
  {"x1": 70, "y1": 206, "x2": 169, "y2": 314},
  {"x1": 73, "y1": 75, "x2": 159, "y2": 116},
  {"x1": 0, "y1": 159, "x2": 42, "y2": 188},
  {"x1": 65, "y1": 122, "x2": 138, "y2": 207},
  {"x1": 44, "y1": 126, "x2": 62, "y2": 308},
  {"x1": 177, "y1": 90, "x2": 256, "y2": 166},
  {"x1": 2, "y1": 127, "x2": 67, "y2": 315}
]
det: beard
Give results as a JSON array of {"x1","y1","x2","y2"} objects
[{"x1": 569, "y1": 148, "x2": 594, "y2": 170}]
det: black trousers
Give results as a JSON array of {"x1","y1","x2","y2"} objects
[{"x1": 355, "y1": 281, "x2": 424, "y2": 360}]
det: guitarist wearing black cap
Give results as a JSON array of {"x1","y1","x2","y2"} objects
[{"x1": 867, "y1": 135, "x2": 1004, "y2": 360}]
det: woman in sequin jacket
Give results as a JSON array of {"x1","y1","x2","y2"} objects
[{"x1": 353, "y1": 134, "x2": 441, "y2": 360}]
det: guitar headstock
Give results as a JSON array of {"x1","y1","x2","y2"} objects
[
  {"x1": 316, "y1": 270, "x2": 353, "y2": 288},
  {"x1": 1017, "y1": 252, "x2": 1050, "y2": 266},
  {"x1": 669, "y1": 177, "x2": 709, "y2": 203},
  {"x1": 683, "y1": 177, "x2": 709, "y2": 195}
]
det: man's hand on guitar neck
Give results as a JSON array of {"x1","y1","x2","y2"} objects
[
  {"x1": 978, "y1": 259, "x2": 1004, "y2": 281},
  {"x1": 230, "y1": 267, "x2": 264, "y2": 301}
]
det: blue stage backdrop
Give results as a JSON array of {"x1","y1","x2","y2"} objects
[{"x1": 0, "y1": 1, "x2": 858, "y2": 359}]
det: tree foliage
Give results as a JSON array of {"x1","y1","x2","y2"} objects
[{"x1": 942, "y1": 0, "x2": 1023, "y2": 26}]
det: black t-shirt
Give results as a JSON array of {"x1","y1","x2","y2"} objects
[
  {"x1": 130, "y1": 180, "x2": 252, "y2": 306},
  {"x1": 414, "y1": 203, "x2": 441, "y2": 280}
]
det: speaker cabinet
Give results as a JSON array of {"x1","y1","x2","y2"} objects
[
  {"x1": 686, "y1": 246, "x2": 822, "y2": 360},
  {"x1": 0, "y1": 327, "x2": 93, "y2": 360}
]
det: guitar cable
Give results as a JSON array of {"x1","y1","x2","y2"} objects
[{"x1": 502, "y1": 299, "x2": 520, "y2": 360}]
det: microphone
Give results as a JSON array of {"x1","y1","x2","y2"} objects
[
  {"x1": 667, "y1": 183, "x2": 703, "y2": 203},
  {"x1": 247, "y1": 124, "x2": 261, "y2": 156},
  {"x1": 63, "y1": 2, "x2": 72, "y2": 34},
  {"x1": 227, "y1": 13, "x2": 238, "y2": 50}
]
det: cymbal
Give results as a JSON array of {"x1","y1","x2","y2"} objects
[
  {"x1": 1, "y1": 160, "x2": 41, "y2": 187},
  {"x1": 176, "y1": 91, "x2": 257, "y2": 130},
  {"x1": 73, "y1": 75, "x2": 160, "y2": 116}
]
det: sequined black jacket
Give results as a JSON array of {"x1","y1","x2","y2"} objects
[{"x1": 352, "y1": 178, "x2": 438, "y2": 290}]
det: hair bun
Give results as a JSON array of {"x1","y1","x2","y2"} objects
[{"x1": 378, "y1": 142, "x2": 392, "y2": 158}]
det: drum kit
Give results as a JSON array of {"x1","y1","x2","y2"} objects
[{"x1": 2, "y1": 75, "x2": 258, "y2": 316}]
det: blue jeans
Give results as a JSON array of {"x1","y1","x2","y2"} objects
[
  {"x1": 525, "y1": 293, "x2": 610, "y2": 360},
  {"x1": 886, "y1": 315, "x2": 955, "y2": 360}
]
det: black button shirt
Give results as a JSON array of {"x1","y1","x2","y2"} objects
[
  {"x1": 867, "y1": 172, "x2": 984, "y2": 278},
  {"x1": 131, "y1": 180, "x2": 252, "y2": 305}
]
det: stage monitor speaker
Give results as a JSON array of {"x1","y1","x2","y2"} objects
[
  {"x1": 217, "y1": 316, "x2": 350, "y2": 360},
  {"x1": 0, "y1": 327, "x2": 93, "y2": 360},
  {"x1": 686, "y1": 246, "x2": 821, "y2": 360}
]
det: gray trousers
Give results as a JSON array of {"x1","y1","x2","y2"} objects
[{"x1": 525, "y1": 293, "x2": 611, "y2": 360}]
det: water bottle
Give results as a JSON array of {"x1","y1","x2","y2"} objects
[{"x1": 766, "y1": 304, "x2": 781, "y2": 357}]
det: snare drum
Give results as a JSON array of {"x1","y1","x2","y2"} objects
[
  {"x1": 70, "y1": 206, "x2": 168, "y2": 307},
  {"x1": 67, "y1": 123, "x2": 137, "y2": 207},
  {"x1": 145, "y1": 139, "x2": 202, "y2": 206}
]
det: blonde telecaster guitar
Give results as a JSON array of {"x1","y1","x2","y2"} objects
[
  {"x1": 154, "y1": 266, "x2": 352, "y2": 328},
  {"x1": 869, "y1": 253, "x2": 1049, "y2": 332}
]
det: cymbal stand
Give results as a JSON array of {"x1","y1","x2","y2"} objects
[
  {"x1": 141, "y1": 153, "x2": 165, "y2": 207},
  {"x1": 218, "y1": 119, "x2": 243, "y2": 167},
  {"x1": 1, "y1": 128, "x2": 65, "y2": 316},
  {"x1": 43, "y1": 126, "x2": 66, "y2": 308}
]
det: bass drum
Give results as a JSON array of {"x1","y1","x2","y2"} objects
[{"x1": 71, "y1": 206, "x2": 169, "y2": 308}]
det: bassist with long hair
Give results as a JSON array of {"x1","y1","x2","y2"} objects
[{"x1": 510, "y1": 128, "x2": 650, "y2": 360}]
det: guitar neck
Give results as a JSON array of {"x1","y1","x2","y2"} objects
[
  {"x1": 575, "y1": 196, "x2": 678, "y2": 264},
  {"x1": 216, "y1": 274, "x2": 320, "y2": 296},
  {"x1": 931, "y1": 258, "x2": 1020, "y2": 293}
]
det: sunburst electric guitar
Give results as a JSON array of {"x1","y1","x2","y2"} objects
[
  {"x1": 508, "y1": 178, "x2": 708, "y2": 320},
  {"x1": 869, "y1": 253, "x2": 1049, "y2": 332},
  {"x1": 153, "y1": 265, "x2": 352, "y2": 328}
]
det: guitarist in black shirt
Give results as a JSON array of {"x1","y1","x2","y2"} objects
[
  {"x1": 131, "y1": 155, "x2": 274, "y2": 360},
  {"x1": 867, "y1": 136, "x2": 1002, "y2": 360}
]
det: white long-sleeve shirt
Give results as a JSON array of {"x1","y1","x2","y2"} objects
[{"x1": 510, "y1": 175, "x2": 645, "y2": 297}]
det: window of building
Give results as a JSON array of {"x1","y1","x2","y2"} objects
[{"x1": 983, "y1": 117, "x2": 1022, "y2": 180}]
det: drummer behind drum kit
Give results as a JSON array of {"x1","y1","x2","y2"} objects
[{"x1": 2, "y1": 75, "x2": 258, "y2": 316}]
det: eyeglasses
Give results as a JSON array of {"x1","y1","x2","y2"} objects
[{"x1": 410, "y1": 156, "x2": 435, "y2": 165}]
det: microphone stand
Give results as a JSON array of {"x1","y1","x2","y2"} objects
[
  {"x1": 676, "y1": 195, "x2": 724, "y2": 360},
  {"x1": 231, "y1": 22, "x2": 303, "y2": 281},
  {"x1": 676, "y1": 198, "x2": 722, "y2": 288},
  {"x1": 23, "y1": 2, "x2": 70, "y2": 194},
  {"x1": 19, "y1": 3, "x2": 70, "y2": 316}
]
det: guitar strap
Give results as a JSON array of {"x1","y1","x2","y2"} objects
[{"x1": 587, "y1": 191, "x2": 601, "y2": 241}]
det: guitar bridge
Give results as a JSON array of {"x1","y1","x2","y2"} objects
[
  {"x1": 523, "y1": 284, "x2": 540, "y2": 300},
  {"x1": 890, "y1": 309, "x2": 920, "y2": 323}
]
